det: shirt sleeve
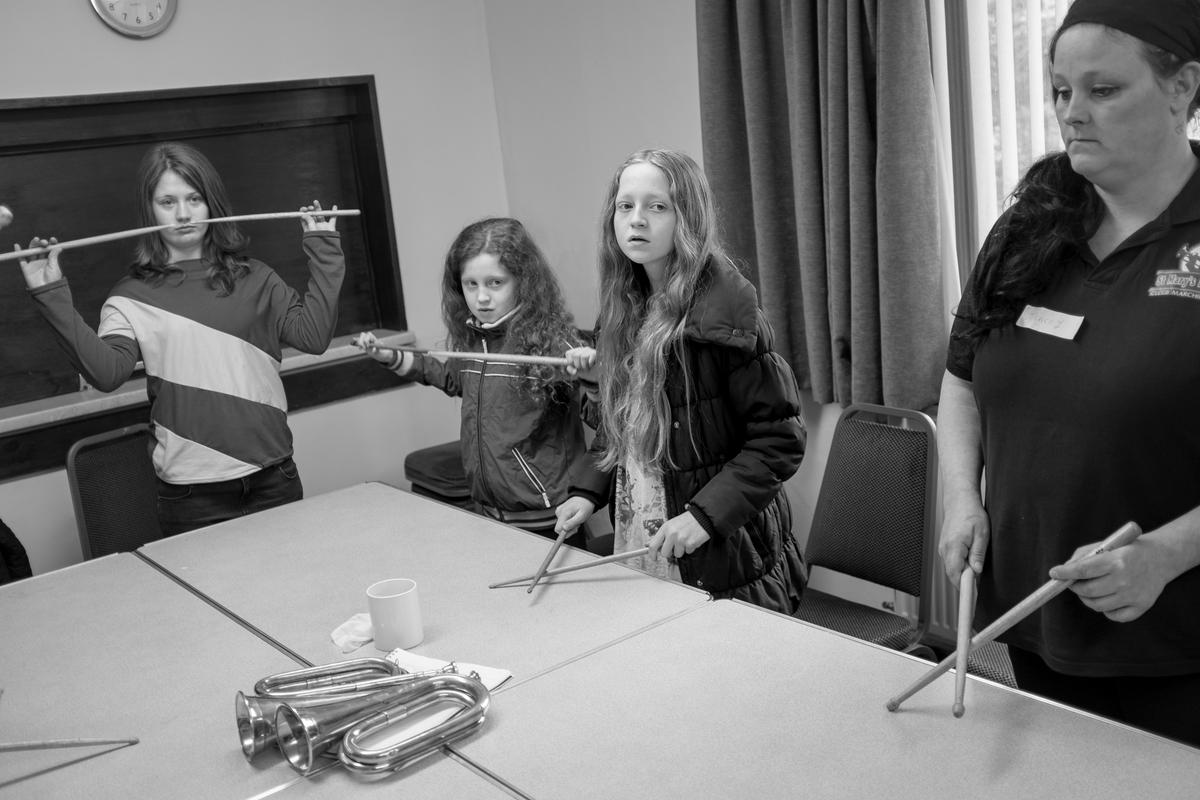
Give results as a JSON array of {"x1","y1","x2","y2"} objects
[
  {"x1": 278, "y1": 230, "x2": 346, "y2": 353},
  {"x1": 29, "y1": 278, "x2": 140, "y2": 391}
]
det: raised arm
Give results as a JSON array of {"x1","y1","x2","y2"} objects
[{"x1": 22, "y1": 238, "x2": 140, "y2": 391}]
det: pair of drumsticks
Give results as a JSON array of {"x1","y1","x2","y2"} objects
[{"x1": 887, "y1": 521, "x2": 1142, "y2": 715}]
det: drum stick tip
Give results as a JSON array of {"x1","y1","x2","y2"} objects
[
  {"x1": 885, "y1": 698, "x2": 901, "y2": 712},
  {"x1": 952, "y1": 703, "x2": 964, "y2": 718}
]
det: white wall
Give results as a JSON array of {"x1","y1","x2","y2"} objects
[{"x1": 1, "y1": 0, "x2": 839, "y2": 576}]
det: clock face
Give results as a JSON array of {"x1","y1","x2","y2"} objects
[{"x1": 90, "y1": 0, "x2": 177, "y2": 38}]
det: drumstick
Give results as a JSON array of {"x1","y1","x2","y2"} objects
[
  {"x1": 489, "y1": 547, "x2": 651, "y2": 589},
  {"x1": 0, "y1": 737, "x2": 139, "y2": 752},
  {"x1": 886, "y1": 521, "x2": 1141, "y2": 713},
  {"x1": 527, "y1": 528, "x2": 570, "y2": 594},
  {"x1": 952, "y1": 567, "x2": 977, "y2": 718},
  {"x1": 0, "y1": 209, "x2": 361, "y2": 263},
  {"x1": 367, "y1": 344, "x2": 570, "y2": 368}
]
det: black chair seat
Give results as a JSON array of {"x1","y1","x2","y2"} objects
[
  {"x1": 404, "y1": 440, "x2": 473, "y2": 508},
  {"x1": 966, "y1": 641, "x2": 1018, "y2": 687},
  {"x1": 794, "y1": 587, "x2": 918, "y2": 651}
]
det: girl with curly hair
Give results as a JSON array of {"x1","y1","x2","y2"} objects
[{"x1": 358, "y1": 217, "x2": 590, "y2": 546}]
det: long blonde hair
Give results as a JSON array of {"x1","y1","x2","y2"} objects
[{"x1": 595, "y1": 149, "x2": 726, "y2": 470}]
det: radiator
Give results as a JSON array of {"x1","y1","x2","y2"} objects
[{"x1": 925, "y1": 570, "x2": 959, "y2": 650}]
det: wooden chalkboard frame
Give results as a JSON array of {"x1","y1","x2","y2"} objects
[{"x1": 0, "y1": 76, "x2": 409, "y2": 481}]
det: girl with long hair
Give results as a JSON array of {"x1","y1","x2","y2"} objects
[
  {"x1": 357, "y1": 217, "x2": 590, "y2": 545},
  {"x1": 557, "y1": 149, "x2": 807, "y2": 614},
  {"x1": 20, "y1": 141, "x2": 345, "y2": 535}
]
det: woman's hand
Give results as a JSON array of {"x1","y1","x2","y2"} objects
[
  {"x1": 938, "y1": 501, "x2": 989, "y2": 585},
  {"x1": 299, "y1": 201, "x2": 338, "y2": 232},
  {"x1": 555, "y1": 496, "x2": 596, "y2": 536},
  {"x1": 17, "y1": 237, "x2": 63, "y2": 289},
  {"x1": 564, "y1": 346, "x2": 599, "y2": 384},
  {"x1": 1050, "y1": 535, "x2": 1173, "y2": 623},
  {"x1": 648, "y1": 510, "x2": 710, "y2": 559}
]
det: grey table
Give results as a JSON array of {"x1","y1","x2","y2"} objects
[
  {"x1": 455, "y1": 599, "x2": 1200, "y2": 799},
  {"x1": 0, "y1": 553, "x2": 507, "y2": 799},
  {"x1": 137, "y1": 482, "x2": 709, "y2": 685}
]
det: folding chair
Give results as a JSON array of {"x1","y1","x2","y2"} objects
[
  {"x1": 66, "y1": 423, "x2": 162, "y2": 559},
  {"x1": 794, "y1": 403, "x2": 938, "y2": 657}
]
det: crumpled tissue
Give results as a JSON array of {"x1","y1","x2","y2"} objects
[{"x1": 330, "y1": 612, "x2": 374, "y2": 653}]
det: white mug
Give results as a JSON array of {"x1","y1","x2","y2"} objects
[{"x1": 366, "y1": 578, "x2": 423, "y2": 651}]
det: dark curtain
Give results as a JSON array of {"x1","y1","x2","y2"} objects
[{"x1": 697, "y1": 0, "x2": 948, "y2": 411}]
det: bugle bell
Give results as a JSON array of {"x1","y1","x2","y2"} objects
[{"x1": 236, "y1": 660, "x2": 477, "y2": 763}]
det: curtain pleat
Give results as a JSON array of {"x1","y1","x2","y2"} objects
[{"x1": 697, "y1": 0, "x2": 947, "y2": 411}]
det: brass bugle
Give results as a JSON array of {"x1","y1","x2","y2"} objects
[
  {"x1": 253, "y1": 657, "x2": 402, "y2": 698},
  {"x1": 274, "y1": 673, "x2": 491, "y2": 777},
  {"x1": 237, "y1": 661, "x2": 469, "y2": 760}
]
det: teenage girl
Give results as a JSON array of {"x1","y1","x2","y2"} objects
[
  {"x1": 557, "y1": 149, "x2": 807, "y2": 613},
  {"x1": 357, "y1": 217, "x2": 590, "y2": 547},
  {"x1": 20, "y1": 141, "x2": 344, "y2": 536}
]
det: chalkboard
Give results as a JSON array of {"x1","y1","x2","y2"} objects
[{"x1": 0, "y1": 76, "x2": 405, "y2": 409}]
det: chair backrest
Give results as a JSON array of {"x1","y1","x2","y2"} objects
[
  {"x1": 66, "y1": 423, "x2": 162, "y2": 560},
  {"x1": 805, "y1": 403, "x2": 938, "y2": 621}
]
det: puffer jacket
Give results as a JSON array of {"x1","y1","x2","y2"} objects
[
  {"x1": 411, "y1": 318, "x2": 587, "y2": 519},
  {"x1": 572, "y1": 259, "x2": 807, "y2": 612}
]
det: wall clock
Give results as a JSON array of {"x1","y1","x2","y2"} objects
[{"x1": 90, "y1": 0, "x2": 177, "y2": 39}]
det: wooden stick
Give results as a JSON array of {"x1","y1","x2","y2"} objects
[
  {"x1": 0, "y1": 209, "x2": 361, "y2": 263},
  {"x1": 952, "y1": 567, "x2": 976, "y2": 718},
  {"x1": 489, "y1": 547, "x2": 652, "y2": 589},
  {"x1": 0, "y1": 737, "x2": 139, "y2": 753},
  {"x1": 527, "y1": 528, "x2": 569, "y2": 594},
  {"x1": 886, "y1": 521, "x2": 1142, "y2": 713},
  {"x1": 369, "y1": 344, "x2": 570, "y2": 368}
]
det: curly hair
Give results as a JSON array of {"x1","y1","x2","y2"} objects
[
  {"x1": 594, "y1": 149, "x2": 727, "y2": 471},
  {"x1": 131, "y1": 142, "x2": 249, "y2": 295},
  {"x1": 440, "y1": 218, "x2": 580, "y2": 399}
]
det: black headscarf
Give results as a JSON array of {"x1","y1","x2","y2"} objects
[{"x1": 1060, "y1": 0, "x2": 1200, "y2": 61}]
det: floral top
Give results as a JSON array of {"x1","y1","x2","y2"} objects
[{"x1": 613, "y1": 456, "x2": 680, "y2": 582}]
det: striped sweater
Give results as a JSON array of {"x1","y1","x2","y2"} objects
[{"x1": 31, "y1": 231, "x2": 344, "y2": 483}]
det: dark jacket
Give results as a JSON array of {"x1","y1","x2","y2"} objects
[
  {"x1": 0, "y1": 518, "x2": 32, "y2": 585},
  {"x1": 572, "y1": 259, "x2": 807, "y2": 612},
  {"x1": 411, "y1": 317, "x2": 587, "y2": 521}
]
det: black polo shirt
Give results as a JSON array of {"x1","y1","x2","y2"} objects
[{"x1": 948, "y1": 159, "x2": 1200, "y2": 677}]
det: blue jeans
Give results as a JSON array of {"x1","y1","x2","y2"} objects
[{"x1": 157, "y1": 457, "x2": 303, "y2": 536}]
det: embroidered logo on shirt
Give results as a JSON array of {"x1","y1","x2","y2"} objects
[{"x1": 1148, "y1": 244, "x2": 1200, "y2": 299}]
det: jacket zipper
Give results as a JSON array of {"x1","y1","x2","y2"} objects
[
  {"x1": 511, "y1": 448, "x2": 552, "y2": 509},
  {"x1": 475, "y1": 340, "x2": 503, "y2": 512}
]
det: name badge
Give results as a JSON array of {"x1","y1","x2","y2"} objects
[{"x1": 1016, "y1": 305, "x2": 1083, "y2": 340}]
